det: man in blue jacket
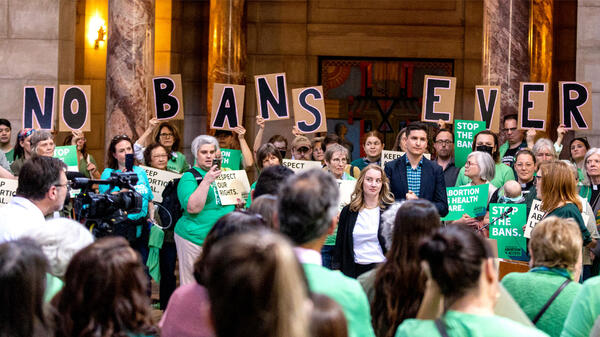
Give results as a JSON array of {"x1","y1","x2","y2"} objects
[{"x1": 384, "y1": 123, "x2": 448, "y2": 216}]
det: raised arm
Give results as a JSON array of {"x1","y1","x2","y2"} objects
[
  {"x1": 253, "y1": 115, "x2": 266, "y2": 157},
  {"x1": 233, "y1": 126, "x2": 254, "y2": 168},
  {"x1": 136, "y1": 118, "x2": 160, "y2": 147}
]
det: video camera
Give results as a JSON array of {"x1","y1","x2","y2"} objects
[{"x1": 72, "y1": 171, "x2": 143, "y2": 238}]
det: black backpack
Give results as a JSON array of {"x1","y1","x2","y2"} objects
[{"x1": 158, "y1": 168, "x2": 203, "y2": 229}]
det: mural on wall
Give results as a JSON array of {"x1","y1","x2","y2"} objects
[{"x1": 320, "y1": 58, "x2": 454, "y2": 152}]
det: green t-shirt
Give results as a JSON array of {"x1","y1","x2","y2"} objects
[
  {"x1": 455, "y1": 163, "x2": 515, "y2": 189},
  {"x1": 395, "y1": 310, "x2": 548, "y2": 337},
  {"x1": 77, "y1": 153, "x2": 97, "y2": 178},
  {"x1": 548, "y1": 203, "x2": 591, "y2": 246},
  {"x1": 167, "y1": 151, "x2": 190, "y2": 174},
  {"x1": 561, "y1": 276, "x2": 600, "y2": 337},
  {"x1": 4, "y1": 148, "x2": 14, "y2": 164},
  {"x1": 44, "y1": 273, "x2": 64, "y2": 303},
  {"x1": 303, "y1": 263, "x2": 376, "y2": 337},
  {"x1": 502, "y1": 269, "x2": 581, "y2": 337},
  {"x1": 174, "y1": 167, "x2": 235, "y2": 245}
]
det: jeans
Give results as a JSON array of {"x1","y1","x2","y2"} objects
[
  {"x1": 159, "y1": 241, "x2": 177, "y2": 310},
  {"x1": 321, "y1": 245, "x2": 335, "y2": 270}
]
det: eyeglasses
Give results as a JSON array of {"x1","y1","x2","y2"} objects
[
  {"x1": 152, "y1": 154, "x2": 168, "y2": 159},
  {"x1": 435, "y1": 140, "x2": 452, "y2": 145},
  {"x1": 159, "y1": 133, "x2": 174, "y2": 138},
  {"x1": 54, "y1": 182, "x2": 71, "y2": 191},
  {"x1": 331, "y1": 158, "x2": 347, "y2": 164},
  {"x1": 464, "y1": 161, "x2": 479, "y2": 168}
]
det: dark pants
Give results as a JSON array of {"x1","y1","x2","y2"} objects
[
  {"x1": 159, "y1": 241, "x2": 177, "y2": 310},
  {"x1": 321, "y1": 245, "x2": 335, "y2": 270},
  {"x1": 353, "y1": 262, "x2": 378, "y2": 278}
]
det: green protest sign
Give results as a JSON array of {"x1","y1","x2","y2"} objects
[
  {"x1": 220, "y1": 149, "x2": 242, "y2": 170},
  {"x1": 442, "y1": 184, "x2": 488, "y2": 221},
  {"x1": 454, "y1": 119, "x2": 486, "y2": 168},
  {"x1": 54, "y1": 145, "x2": 78, "y2": 171},
  {"x1": 489, "y1": 203, "x2": 527, "y2": 260}
]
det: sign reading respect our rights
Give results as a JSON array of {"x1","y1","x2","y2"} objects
[
  {"x1": 489, "y1": 203, "x2": 527, "y2": 260},
  {"x1": 282, "y1": 159, "x2": 323, "y2": 173},
  {"x1": 441, "y1": 184, "x2": 488, "y2": 221},
  {"x1": 214, "y1": 170, "x2": 251, "y2": 206}
]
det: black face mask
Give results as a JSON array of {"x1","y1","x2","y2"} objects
[
  {"x1": 279, "y1": 150, "x2": 287, "y2": 158},
  {"x1": 476, "y1": 145, "x2": 494, "y2": 155}
]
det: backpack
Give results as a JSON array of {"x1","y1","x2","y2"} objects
[{"x1": 158, "y1": 168, "x2": 203, "y2": 229}]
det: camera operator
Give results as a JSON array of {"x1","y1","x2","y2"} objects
[
  {"x1": 99, "y1": 135, "x2": 154, "y2": 261},
  {"x1": 0, "y1": 156, "x2": 68, "y2": 243}
]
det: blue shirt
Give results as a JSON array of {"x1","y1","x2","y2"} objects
[
  {"x1": 405, "y1": 156, "x2": 423, "y2": 197},
  {"x1": 99, "y1": 166, "x2": 153, "y2": 221}
]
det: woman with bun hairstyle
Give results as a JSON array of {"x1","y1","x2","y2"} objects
[{"x1": 395, "y1": 225, "x2": 547, "y2": 337}]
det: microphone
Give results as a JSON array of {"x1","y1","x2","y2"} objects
[{"x1": 478, "y1": 206, "x2": 514, "y2": 232}]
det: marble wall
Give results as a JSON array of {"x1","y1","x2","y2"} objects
[{"x1": 0, "y1": 0, "x2": 76, "y2": 144}]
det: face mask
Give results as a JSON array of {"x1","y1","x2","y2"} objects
[
  {"x1": 476, "y1": 145, "x2": 493, "y2": 155},
  {"x1": 279, "y1": 150, "x2": 287, "y2": 158}
]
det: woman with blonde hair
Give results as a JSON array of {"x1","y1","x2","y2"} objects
[
  {"x1": 204, "y1": 230, "x2": 310, "y2": 337},
  {"x1": 536, "y1": 160, "x2": 594, "y2": 248},
  {"x1": 502, "y1": 216, "x2": 583, "y2": 337},
  {"x1": 334, "y1": 164, "x2": 394, "y2": 278}
]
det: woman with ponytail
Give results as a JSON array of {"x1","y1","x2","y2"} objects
[{"x1": 395, "y1": 225, "x2": 547, "y2": 337}]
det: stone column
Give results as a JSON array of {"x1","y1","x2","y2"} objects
[
  {"x1": 482, "y1": 0, "x2": 530, "y2": 123},
  {"x1": 105, "y1": 0, "x2": 155, "y2": 144},
  {"x1": 206, "y1": 0, "x2": 246, "y2": 128}
]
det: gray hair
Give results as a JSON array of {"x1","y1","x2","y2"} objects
[
  {"x1": 532, "y1": 138, "x2": 557, "y2": 159},
  {"x1": 24, "y1": 218, "x2": 94, "y2": 277},
  {"x1": 30, "y1": 130, "x2": 53, "y2": 153},
  {"x1": 324, "y1": 143, "x2": 349, "y2": 163},
  {"x1": 468, "y1": 151, "x2": 496, "y2": 182},
  {"x1": 381, "y1": 201, "x2": 404, "y2": 250},
  {"x1": 583, "y1": 148, "x2": 600, "y2": 186},
  {"x1": 278, "y1": 169, "x2": 340, "y2": 245},
  {"x1": 191, "y1": 135, "x2": 220, "y2": 161}
]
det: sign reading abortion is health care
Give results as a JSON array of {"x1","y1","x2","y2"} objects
[
  {"x1": 0, "y1": 178, "x2": 17, "y2": 205},
  {"x1": 140, "y1": 166, "x2": 182, "y2": 203},
  {"x1": 489, "y1": 203, "x2": 527, "y2": 260},
  {"x1": 442, "y1": 184, "x2": 488, "y2": 221},
  {"x1": 454, "y1": 120, "x2": 486, "y2": 168}
]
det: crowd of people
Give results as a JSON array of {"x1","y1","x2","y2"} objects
[{"x1": 2, "y1": 114, "x2": 600, "y2": 337}]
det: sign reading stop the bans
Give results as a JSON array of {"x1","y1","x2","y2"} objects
[
  {"x1": 489, "y1": 203, "x2": 527, "y2": 260},
  {"x1": 54, "y1": 145, "x2": 78, "y2": 172},
  {"x1": 454, "y1": 120, "x2": 486, "y2": 168}
]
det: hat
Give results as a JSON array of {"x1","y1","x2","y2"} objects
[{"x1": 291, "y1": 136, "x2": 311, "y2": 150}]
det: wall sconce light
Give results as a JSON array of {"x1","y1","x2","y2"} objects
[{"x1": 95, "y1": 26, "x2": 106, "y2": 49}]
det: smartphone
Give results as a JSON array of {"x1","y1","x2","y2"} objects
[
  {"x1": 212, "y1": 158, "x2": 222, "y2": 169},
  {"x1": 125, "y1": 153, "x2": 134, "y2": 172}
]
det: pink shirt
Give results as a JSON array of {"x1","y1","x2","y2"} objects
[{"x1": 159, "y1": 283, "x2": 214, "y2": 337}]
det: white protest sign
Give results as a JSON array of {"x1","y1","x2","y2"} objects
[
  {"x1": 0, "y1": 178, "x2": 17, "y2": 205},
  {"x1": 337, "y1": 179, "x2": 356, "y2": 211},
  {"x1": 381, "y1": 150, "x2": 430, "y2": 168},
  {"x1": 282, "y1": 159, "x2": 323, "y2": 173},
  {"x1": 140, "y1": 166, "x2": 182, "y2": 203},
  {"x1": 524, "y1": 199, "x2": 544, "y2": 238},
  {"x1": 214, "y1": 170, "x2": 251, "y2": 206}
]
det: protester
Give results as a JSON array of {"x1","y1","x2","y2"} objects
[
  {"x1": 248, "y1": 194, "x2": 279, "y2": 229},
  {"x1": 312, "y1": 136, "x2": 326, "y2": 162},
  {"x1": 10, "y1": 128, "x2": 34, "y2": 175},
  {"x1": 325, "y1": 144, "x2": 355, "y2": 181},
  {"x1": 569, "y1": 137, "x2": 590, "y2": 181},
  {"x1": 52, "y1": 237, "x2": 157, "y2": 337},
  {"x1": 391, "y1": 127, "x2": 407, "y2": 152},
  {"x1": 537, "y1": 161, "x2": 593, "y2": 248},
  {"x1": 499, "y1": 114, "x2": 528, "y2": 167},
  {"x1": 395, "y1": 225, "x2": 547, "y2": 337},
  {"x1": 0, "y1": 156, "x2": 68, "y2": 242},
  {"x1": 30, "y1": 129, "x2": 55, "y2": 157},
  {"x1": 502, "y1": 217, "x2": 582, "y2": 337},
  {"x1": 160, "y1": 211, "x2": 266, "y2": 337},
  {"x1": 291, "y1": 135, "x2": 314, "y2": 160},
  {"x1": 24, "y1": 218, "x2": 94, "y2": 302},
  {"x1": 334, "y1": 164, "x2": 393, "y2": 278},
  {"x1": 253, "y1": 114, "x2": 289, "y2": 158},
  {"x1": 64, "y1": 130, "x2": 100, "y2": 179},
  {"x1": 533, "y1": 138, "x2": 559, "y2": 166},
  {"x1": 204, "y1": 230, "x2": 310, "y2": 337},
  {"x1": 99, "y1": 135, "x2": 154, "y2": 254},
  {"x1": 246, "y1": 143, "x2": 283, "y2": 208},
  {"x1": 526, "y1": 125, "x2": 567, "y2": 156},
  {"x1": 562, "y1": 276, "x2": 600, "y2": 337},
  {"x1": 310, "y1": 293, "x2": 349, "y2": 337},
  {"x1": 515, "y1": 149, "x2": 537, "y2": 193},
  {"x1": 579, "y1": 148, "x2": 600, "y2": 225},
  {"x1": 433, "y1": 128, "x2": 460, "y2": 187},
  {"x1": 214, "y1": 127, "x2": 254, "y2": 168},
  {"x1": 174, "y1": 135, "x2": 234, "y2": 285},
  {"x1": 251, "y1": 164, "x2": 294, "y2": 201},
  {"x1": 0, "y1": 238, "x2": 50, "y2": 337},
  {"x1": 455, "y1": 130, "x2": 515, "y2": 188},
  {"x1": 134, "y1": 118, "x2": 190, "y2": 173},
  {"x1": 0, "y1": 118, "x2": 14, "y2": 163},
  {"x1": 462, "y1": 151, "x2": 497, "y2": 202},
  {"x1": 278, "y1": 169, "x2": 376, "y2": 337},
  {"x1": 350, "y1": 131, "x2": 385, "y2": 171},
  {"x1": 362, "y1": 200, "x2": 442, "y2": 337},
  {"x1": 385, "y1": 123, "x2": 448, "y2": 217}
]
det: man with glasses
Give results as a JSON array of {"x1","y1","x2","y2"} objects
[
  {"x1": 434, "y1": 128, "x2": 460, "y2": 187},
  {"x1": 385, "y1": 123, "x2": 448, "y2": 216},
  {"x1": 291, "y1": 135, "x2": 313, "y2": 161},
  {"x1": 499, "y1": 114, "x2": 528, "y2": 168},
  {"x1": 0, "y1": 156, "x2": 68, "y2": 243}
]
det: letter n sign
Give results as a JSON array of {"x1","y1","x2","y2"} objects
[
  {"x1": 23, "y1": 86, "x2": 55, "y2": 130},
  {"x1": 254, "y1": 73, "x2": 290, "y2": 121},
  {"x1": 559, "y1": 82, "x2": 592, "y2": 131}
]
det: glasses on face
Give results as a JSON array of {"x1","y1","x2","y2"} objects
[
  {"x1": 435, "y1": 140, "x2": 452, "y2": 146},
  {"x1": 152, "y1": 154, "x2": 168, "y2": 159},
  {"x1": 464, "y1": 161, "x2": 478, "y2": 168},
  {"x1": 54, "y1": 182, "x2": 71, "y2": 191},
  {"x1": 331, "y1": 158, "x2": 347, "y2": 164},
  {"x1": 160, "y1": 133, "x2": 174, "y2": 138}
]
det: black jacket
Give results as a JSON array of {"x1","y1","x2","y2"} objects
[{"x1": 333, "y1": 204, "x2": 387, "y2": 278}]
